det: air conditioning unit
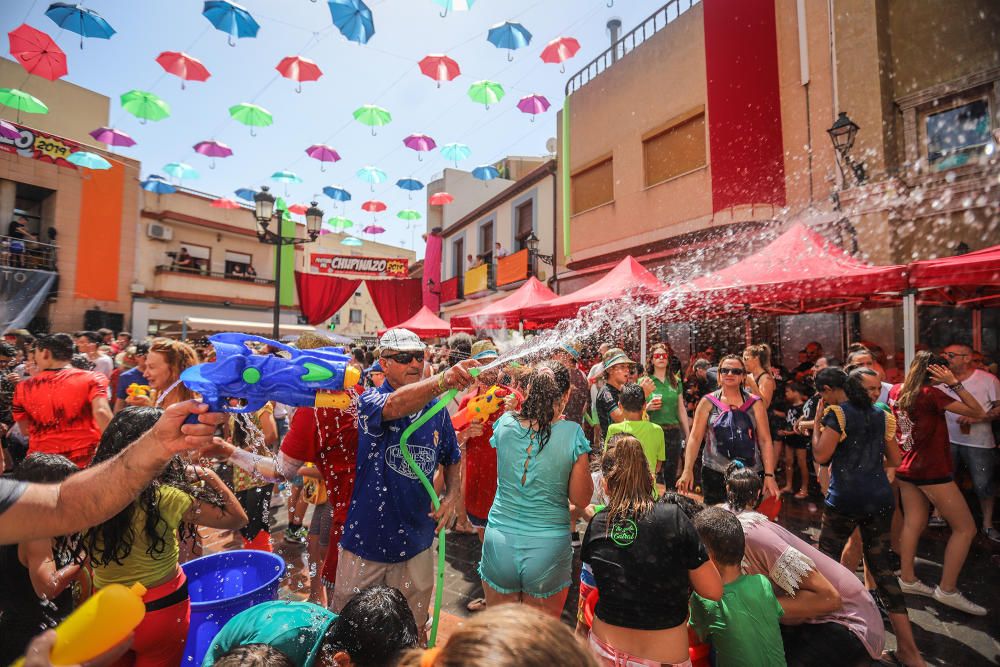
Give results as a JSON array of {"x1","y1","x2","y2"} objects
[{"x1": 147, "y1": 222, "x2": 173, "y2": 241}]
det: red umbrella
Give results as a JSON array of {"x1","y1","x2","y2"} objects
[
  {"x1": 429, "y1": 192, "x2": 454, "y2": 206},
  {"x1": 540, "y1": 36, "x2": 581, "y2": 73},
  {"x1": 276, "y1": 56, "x2": 323, "y2": 93},
  {"x1": 156, "y1": 51, "x2": 211, "y2": 89},
  {"x1": 211, "y1": 198, "x2": 241, "y2": 209},
  {"x1": 418, "y1": 54, "x2": 460, "y2": 88},
  {"x1": 287, "y1": 203, "x2": 310, "y2": 215},
  {"x1": 8, "y1": 24, "x2": 67, "y2": 81},
  {"x1": 361, "y1": 200, "x2": 387, "y2": 213}
]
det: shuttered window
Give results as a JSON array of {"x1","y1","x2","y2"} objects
[
  {"x1": 643, "y1": 112, "x2": 706, "y2": 187},
  {"x1": 570, "y1": 158, "x2": 614, "y2": 214}
]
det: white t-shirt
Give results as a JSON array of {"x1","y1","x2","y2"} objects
[
  {"x1": 941, "y1": 369, "x2": 999, "y2": 449},
  {"x1": 91, "y1": 354, "x2": 114, "y2": 381}
]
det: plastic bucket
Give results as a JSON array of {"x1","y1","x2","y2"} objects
[{"x1": 180, "y1": 550, "x2": 286, "y2": 665}]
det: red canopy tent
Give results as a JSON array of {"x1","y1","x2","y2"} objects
[
  {"x1": 907, "y1": 244, "x2": 1000, "y2": 307},
  {"x1": 450, "y1": 277, "x2": 557, "y2": 330},
  {"x1": 520, "y1": 256, "x2": 665, "y2": 325},
  {"x1": 378, "y1": 305, "x2": 452, "y2": 338}
]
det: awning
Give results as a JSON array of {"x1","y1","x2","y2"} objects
[
  {"x1": 450, "y1": 277, "x2": 557, "y2": 329},
  {"x1": 158, "y1": 317, "x2": 322, "y2": 338},
  {"x1": 378, "y1": 306, "x2": 452, "y2": 338},
  {"x1": 907, "y1": 244, "x2": 1000, "y2": 307}
]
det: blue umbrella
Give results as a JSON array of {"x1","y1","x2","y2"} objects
[
  {"x1": 472, "y1": 165, "x2": 500, "y2": 184},
  {"x1": 141, "y1": 175, "x2": 176, "y2": 194},
  {"x1": 271, "y1": 170, "x2": 303, "y2": 184},
  {"x1": 163, "y1": 162, "x2": 200, "y2": 180},
  {"x1": 234, "y1": 187, "x2": 257, "y2": 202},
  {"x1": 396, "y1": 178, "x2": 424, "y2": 200},
  {"x1": 202, "y1": 0, "x2": 260, "y2": 46},
  {"x1": 323, "y1": 185, "x2": 352, "y2": 202},
  {"x1": 45, "y1": 3, "x2": 115, "y2": 49},
  {"x1": 67, "y1": 151, "x2": 111, "y2": 170},
  {"x1": 327, "y1": 0, "x2": 375, "y2": 45},
  {"x1": 487, "y1": 21, "x2": 532, "y2": 61},
  {"x1": 356, "y1": 166, "x2": 387, "y2": 191},
  {"x1": 440, "y1": 142, "x2": 471, "y2": 166}
]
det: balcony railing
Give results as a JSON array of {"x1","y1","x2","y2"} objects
[
  {"x1": 440, "y1": 275, "x2": 462, "y2": 305},
  {"x1": 565, "y1": 0, "x2": 701, "y2": 96},
  {"x1": 155, "y1": 264, "x2": 274, "y2": 285},
  {"x1": 0, "y1": 235, "x2": 58, "y2": 271},
  {"x1": 496, "y1": 249, "x2": 530, "y2": 287},
  {"x1": 464, "y1": 262, "x2": 495, "y2": 297}
]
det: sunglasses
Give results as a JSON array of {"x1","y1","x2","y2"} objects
[
  {"x1": 718, "y1": 367, "x2": 746, "y2": 376},
  {"x1": 382, "y1": 352, "x2": 420, "y2": 365},
  {"x1": 652, "y1": 353, "x2": 669, "y2": 359}
]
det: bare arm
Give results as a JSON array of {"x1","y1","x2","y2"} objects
[
  {"x1": 930, "y1": 364, "x2": 985, "y2": 419},
  {"x1": 382, "y1": 360, "x2": 478, "y2": 422},
  {"x1": 776, "y1": 567, "x2": 842, "y2": 620},
  {"x1": 677, "y1": 392, "x2": 691, "y2": 438},
  {"x1": 91, "y1": 396, "x2": 113, "y2": 432},
  {"x1": 568, "y1": 454, "x2": 594, "y2": 509},
  {"x1": 813, "y1": 424, "x2": 840, "y2": 466},
  {"x1": 689, "y1": 559, "x2": 723, "y2": 601},
  {"x1": 258, "y1": 409, "x2": 278, "y2": 446},
  {"x1": 753, "y1": 400, "x2": 778, "y2": 497},
  {"x1": 182, "y1": 467, "x2": 248, "y2": 529},
  {"x1": 21, "y1": 539, "x2": 80, "y2": 600}
]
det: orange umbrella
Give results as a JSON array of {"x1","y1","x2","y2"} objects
[{"x1": 8, "y1": 24, "x2": 67, "y2": 81}]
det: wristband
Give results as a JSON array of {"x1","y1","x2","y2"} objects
[
  {"x1": 763, "y1": 472, "x2": 775, "y2": 478},
  {"x1": 947, "y1": 382, "x2": 964, "y2": 392},
  {"x1": 436, "y1": 373, "x2": 447, "y2": 393}
]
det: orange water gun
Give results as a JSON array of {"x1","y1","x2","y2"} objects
[
  {"x1": 452, "y1": 385, "x2": 511, "y2": 431},
  {"x1": 126, "y1": 383, "x2": 151, "y2": 398}
]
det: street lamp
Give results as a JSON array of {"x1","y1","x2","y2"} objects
[
  {"x1": 253, "y1": 186, "x2": 322, "y2": 339},
  {"x1": 524, "y1": 231, "x2": 554, "y2": 278},
  {"x1": 827, "y1": 111, "x2": 866, "y2": 185}
]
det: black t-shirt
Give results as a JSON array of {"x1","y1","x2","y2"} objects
[
  {"x1": 596, "y1": 384, "x2": 621, "y2": 435},
  {"x1": 582, "y1": 502, "x2": 709, "y2": 630},
  {"x1": 7, "y1": 220, "x2": 28, "y2": 240}
]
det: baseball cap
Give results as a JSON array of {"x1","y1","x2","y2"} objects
[
  {"x1": 379, "y1": 328, "x2": 426, "y2": 353},
  {"x1": 367, "y1": 360, "x2": 384, "y2": 374},
  {"x1": 470, "y1": 340, "x2": 499, "y2": 360},
  {"x1": 602, "y1": 347, "x2": 634, "y2": 372}
]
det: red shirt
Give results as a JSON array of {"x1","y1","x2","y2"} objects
[
  {"x1": 12, "y1": 367, "x2": 108, "y2": 467},
  {"x1": 457, "y1": 387, "x2": 513, "y2": 521},
  {"x1": 280, "y1": 406, "x2": 358, "y2": 523},
  {"x1": 889, "y1": 384, "x2": 954, "y2": 481}
]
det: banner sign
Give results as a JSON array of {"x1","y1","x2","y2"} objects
[
  {"x1": 2, "y1": 267, "x2": 57, "y2": 331},
  {"x1": 311, "y1": 253, "x2": 408, "y2": 277},
  {"x1": 0, "y1": 122, "x2": 80, "y2": 169}
]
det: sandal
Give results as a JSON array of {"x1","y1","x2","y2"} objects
[
  {"x1": 794, "y1": 490, "x2": 809, "y2": 499},
  {"x1": 880, "y1": 649, "x2": 904, "y2": 666},
  {"x1": 467, "y1": 597, "x2": 487, "y2": 612}
]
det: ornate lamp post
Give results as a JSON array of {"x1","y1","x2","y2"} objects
[
  {"x1": 524, "y1": 231, "x2": 553, "y2": 278},
  {"x1": 827, "y1": 111, "x2": 866, "y2": 185}
]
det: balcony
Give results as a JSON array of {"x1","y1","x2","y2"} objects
[
  {"x1": 496, "y1": 249, "x2": 530, "y2": 287},
  {"x1": 1, "y1": 236, "x2": 58, "y2": 271},
  {"x1": 152, "y1": 265, "x2": 276, "y2": 304},
  {"x1": 464, "y1": 262, "x2": 495, "y2": 298},
  {"x1": 440, "y1": 275, "x2": 463, "y2": 305}
]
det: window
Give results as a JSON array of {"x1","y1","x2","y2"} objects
[
  {"x1": 925, "y1": 98, "x2": 991, "y2": 170},
  {"x1": 570, "y1": 158, "x2": 613, "y2": 214},
  {"x1": 174, "y1": 242, "x2": 210, "y2": 272},
  {"x1": 452, "y1": 237, "x2": 464, "y2": 278},
  {"x1": 515, "y1": 199, "x2": 534, "y2": 250},
  {"x1": 643, "y1": 112, "x2": 706, "y2": 186},
  {"x1": 224, "y1": 250, "x2": 252, "y2": 276},
  {"x1": 349, "y1": 309, "x2": 363, "y2": 324},
  {"x1": 332, "y1": 313, "x2": 341, "y2": 325},
  {"x1": 479, "y1": 220, "x2": 493, "y2": 263}
]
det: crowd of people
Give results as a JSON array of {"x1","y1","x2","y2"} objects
[{"x1": 0, "y1": 323, "x2": 996, "y2": 667}]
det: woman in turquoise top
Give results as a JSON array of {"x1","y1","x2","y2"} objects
[
  {"x1": 480, "y1": 361, "x2": 593, "y2": 617},
  {"x1": 639, "y1": 343, "x2": 690, "y2": 489}
]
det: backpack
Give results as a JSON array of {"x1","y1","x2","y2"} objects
[{"x1": 706, "y1": 391, "x2": 760, "y2": 466}]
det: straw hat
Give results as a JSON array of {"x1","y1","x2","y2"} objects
[{"x1": 602, "y1": 347, "x2": 634, "y2": 372}]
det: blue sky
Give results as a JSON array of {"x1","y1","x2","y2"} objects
[{"x1": 3, "y1": 0, "x2": 665, "y2": 255}]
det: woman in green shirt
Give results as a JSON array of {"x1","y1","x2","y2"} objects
[{"x1": 639, "y1": 343, "x2": 690, "y2": 490}]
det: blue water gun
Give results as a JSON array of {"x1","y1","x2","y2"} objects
[{"x1": 180, "y1": 333, "x2": 361, "y2": 414}]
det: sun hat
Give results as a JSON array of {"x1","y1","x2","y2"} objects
[
  {"x1": 602, "y1": 347, "x2": 634, "y2": 372},
  {"x1": 558, "y1": 340, "x2": 582, "y2": 359},
  {"x1": 470, "y1": 340, "x2": 499, "y2": 360},
  {"x1": 379, "y1": 328, "x2": 426, "y2": 353}
]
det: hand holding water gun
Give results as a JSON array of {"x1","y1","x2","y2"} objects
[
  {"x1": 126, "y1": 383, "x2": 150, "y2": 399},
  {"x1": 452, "y1": 385, "x2": 512, "y2": 431},
  {"x1": 180, "y1": 333, "x2": 361, "y2": 414}
]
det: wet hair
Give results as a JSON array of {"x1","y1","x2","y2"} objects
[
  {"x1": 214, "y1": 645, "x2": 294, "y2": 667},
  {"x1": 148, "y1": 338, "x2": 199, "y2": 402},
  {"x1": 446, "y1": 333, "x2": 473, "y2": 365},
  {"x1": 13, "y1": 453, "x2": 84, "y2": 561},
  {"x1": 82, "y1": 407, "x2": 223, "y2": 567},
  {"x1": 659, "y1": 491, "x2": 706, "y2": 521},
  {"x1": 0, "y1": 341, "x2": 16, "y2": 357},
  {"x1": 397, "y1": 605, "x2": 598, "y2": 667},
  {"x1": 514, "y1": 361, "x2": 570, "y2": 454},
  {"x1": 725, "y1": 461, "x2": 763, "y2": 512},
  {"x1": 814, "y1": 367, "x2": 847, "y2": 393},
  {"x1": 601, "y1": 434, "x2": 655, "y2": 529},
  {"x1": 34, "y1": 333, "x2": 75, "y2": 361},
  {"x1": 694, "y1": 506, "x2": 745, "y2": 567},
  {"x1": 133, "y1": 342, "x2": 150, "y2": 356},
  {"x1": 896, "y1": 350, "x2": 948, "y2": 413},
  {"x1": 743, "y1": 343, "x2": 771, "y2": 369},
  {"x1": 693, "y1": 358, "x2": 711, "y2": 371},
  {"x1": 70, "y1": 353, "x2": 95, "y2": 371},
  {"x1": 321, "y1": 586, "x2": 418, "y2": 667},
  {"x1": 845, "y1": 368, "x2": 876, "y2": 411},
  {"x1": 618, "y1": 382, "x2": 646, "y2": 413}
]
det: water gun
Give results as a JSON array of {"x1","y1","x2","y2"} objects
[
  {"x1": 451, "y1": 385, "x2": 511, "y2": 431},
  {"x1": 13, "y1": 583, "x2": 146, "y2": 667},
  {"x1": 126, "y1": 383, "x2": 150, "y2": 398},
  {"x1": 180, "y1": 333, "x2": 361, "y2": 414}
]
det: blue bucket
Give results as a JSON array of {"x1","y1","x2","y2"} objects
[{"x1": 181, "y1": 550, "x2": 286, "y2": 665}]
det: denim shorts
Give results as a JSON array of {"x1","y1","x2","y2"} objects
[
  {"x1": 951, "y1": 443, "x2": 996, "y2": 498},
  {"x1": 479, "y1": 526, "x2": 573, "y2": 598}
]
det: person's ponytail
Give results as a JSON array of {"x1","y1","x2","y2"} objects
[
  {"x1": 845, "y1": 368, "x2": 876, "y2": 411},
  {"x1": 601, "y1": 434, "x2": 655, "y2": 528},
  {"x1": 724, "y1": 460, "x2": 762, "y2": 511},
  {"x1": 515, "y1": 361, "x2": 570, "y2": 453}
]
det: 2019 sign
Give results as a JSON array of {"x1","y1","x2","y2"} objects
[{"x1": 0, "y1": 122, "x2": 79, "y2": 168}]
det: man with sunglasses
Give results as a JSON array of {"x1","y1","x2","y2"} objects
[{"x1": 332, "y1": 328, "x2": 478, "y2": 636}]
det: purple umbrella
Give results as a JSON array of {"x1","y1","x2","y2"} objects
[
  {"x1": 0, "y1": 120, "x2": 21, "y2": 140},
  {"x1": 403, "y1": 133, "x2": 437, "y2": 160},
  {"x1": 89, "y1": 126, "x2": 136, "y2": 148},
  {"x1": 363, "y1": 224, "x2": 386, "y2": 235},
  {"x1": 193, "y1": 140, "x2": 233, "y2": 169},
  {"x1": 516, "y1": 94, "x2": 550, "y2": 122},
  {"x1": 306, "y1": 144, "x2": 341, "y2": 172}
]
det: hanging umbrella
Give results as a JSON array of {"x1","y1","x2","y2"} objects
[
  {"x1": 211, "y1": 197, "x2": 241, "y2": 209},
  {"x1": 396, "y1": 179, "x2": 424, "y2": 199},
  {"x1": 433, "y1": 0, "x2": 475, "y2": 18},
  {"x1": 202, "y1": 0, "x2": 260, "y2": 46},
  {"x1": 516, "y1": 94, "x2": 550, "y2": 121},
  {"x1": 353, "y1": 104, "x2": 391, "y2": 136},
  {"x1": 472, "y1": 165, "x2": 500, "y2": 184},
  {"x1": 67, "y1": 151, "x2": 111, "y2": 170},
  {"x1": 120, "y1": 89, "x2": 170, "y2": 124},
  {"x1": 234, "y1": 187, "x2": 257, "y2": 202},
  {"x1": 306, "y1": 144, "x2": 341, "y2": 171},
  {"x1": 272, "y1": 170, "x2": 303, "y2": 184},
  {"x1": 467, "y1": 80, "x2": 504, "y2": 109},
  {"x1": 156, "y1": 51, "x2": 211, "y2": 89},
  {"x1": 193, "y1": 140, "x2": 232, "y2": 169},
  {"x1": 89, "y1": 127, "x2": 135, "y2": 148},
  {"x1": 341, "y1": 236, "x2": 363, "y2": 247},
  {"x1": 141, "y1": 175, "x2": 176, "y2": 194},
  {"x1": 44, "y1": 3, "x2": 115, "y2": 49},
  {"x1": 440, "y1": 142, "x2": 470, "y2": 166},
  {"x1": 8, "y1": 24, "x2": 67, "y2": 81},
  {"x1": 0, "y1": 120, "x2": 21, "y2": 141},
  {"x1": 327, "y1": 216, "x2": 354, "y2": 230},
  {"x1": 403, "y1": 134, "x2": 436, "y2": 160},
  {"x1": 229, "y1": 102, "x2": 272, "y2": 136},
  {"x1": 540, "y1": 36, "x2": 581, "y2": 73},
  {"x1": 361, "y1": 200, "x2": 387, "y2": 213},
  {"x1": 0, "y1": 88, "x2": 48, "y2": 121},
  {"x1": 287, "y1": 203, "x2": 309, "y2": 215},
  {"x1": 356, "y1": 166, "x2": 387, "y2": 190},
  {"x1": 327, "y1": 0, "x2": 375, "y2": 45},
  {"x1": 276, "y1": 56, "x2": 323, "y2": 93},
  {"x1": 429, "y1": 192, "x2": 454, "y2": 206},
  {"x1": 164, "y1": 162, "x2": 200, "y2": 180},
  {"x1": 323, "y1": 186, "x2": 352, "y2": 203},
  {"x1": 363, "y1": 224, "x2": 385, "y2": 235},
  {"x1": 397, "y1": 209, "x2": 422, "y2": 221},
  {"x1": 487, "y1": 21, "x2": 532, "y2": 61},
  {"x1": 418, "y1": 54, "x2": 460, "y2": 87}
]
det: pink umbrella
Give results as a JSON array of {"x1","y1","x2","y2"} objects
[
  {"x1": 418, "y1": 54, "x2": 461, "y2": 87},
  {"x1": 211, "y1": 198, "x2": 241, "y2": 209},
  {"x1": 403, "y1": 133, "x2": 437, "y2": 160},
  {"x1": 156, "y1": 51, "x2": 211, "y2": 89},
  {"x1": 89, "y1": 126, "x2": 136, "y2": 147},
  {"x1": 517, "y1": 94, "x2": 550, "y2": 122},
  {"x1": 306, "y1": 144, "x2": 341, "y2": 172},
  {"x1": 276, "y1": 55, "x2": 323, "y2": 93},
  {"x1": 361, "y1": 200, "x2": 387, "y2": 213},
  {"x1": 363, "y1": 224, "x2": 386, "y2": 235},
  {"x1": 193, "y1": 140, "x2": 233, "y2": 169},
  {"x1": 0, "y1": 120, "x2": 21, "y2": 140},
  {"x1": 540, "y1": 36, "x2": 581, "y2": 73},
  {"x1": 429, "y1": 192, "x2": 454, "y2": 206}
]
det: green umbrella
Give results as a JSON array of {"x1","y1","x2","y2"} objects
[
  {"x1": 0, "y1": 88, "x2": 48, "y2": 121},
  {"x1": 397, "y1": 209, "x2": 422, "y2": 221},
  {"x1": 120, "y1": 89, "x2": 170, "y2": 124},
  {"x1": 352, "y1": 104, "x2": 392, "y2": 135},
  {"x1": 467, "y1": 80, "x2": 504, "y2": 109},
  {"x1": 229, "y1": 102, "x2": 273, "y2": 136},
  {"x1": 327, "y1": 216, "x2": 354, "y2": 230}
]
